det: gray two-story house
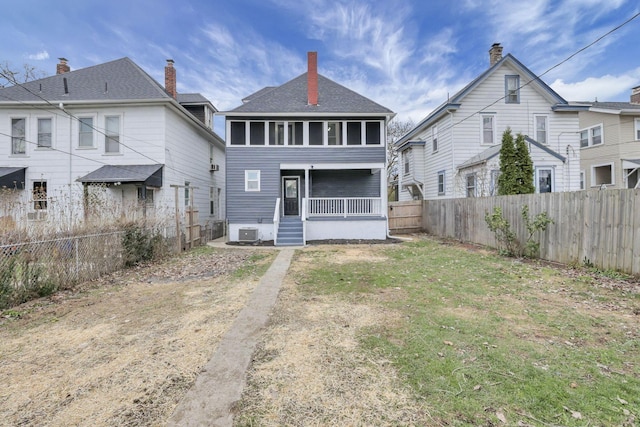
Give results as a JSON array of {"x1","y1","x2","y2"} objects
[{"x1": 221, "y1": 52, "x2": 394, "y2": 245}]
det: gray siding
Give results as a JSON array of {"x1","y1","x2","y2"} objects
[{"x1": 226, "y1": 146, "x2": 385, "y2": 222}]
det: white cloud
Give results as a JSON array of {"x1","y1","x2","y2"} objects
[
  {"x1": 26, "y1": 50, "x2": 49, "y2": 60},
  {"x1": 550, "y1": 68, "x2": 640, "y2": 101}
]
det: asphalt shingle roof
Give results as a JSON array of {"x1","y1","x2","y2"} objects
[
  {"x1": 0, "y1": 58, "x2": 172, "y2": 103},
  {"x1": 230, "y1": 73, "x2": 393, "y2": 114},
  {"x1": 590, "y1": 101, "x2": 640, "y2": 111}
]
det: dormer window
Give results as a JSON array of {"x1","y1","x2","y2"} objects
[{"x1": 505, "y1": 75, "x2": 520, "y2": 103}]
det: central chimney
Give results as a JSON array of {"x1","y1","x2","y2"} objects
[
  {"x1": 165, "y1": 59, "x2": 177, "y2": 99},
  {"x1": 631, "y1": 85, "x2": 640, "y2": 104},
  {"x1": 307, "y1": 51, "x2": 318, "y2": 106},
  {"x1": 56, "y1": 58, "x2": 70, "y2": 74},
  {"x1": 489, "y1": 43, "x2": 503, "y2": 67}
]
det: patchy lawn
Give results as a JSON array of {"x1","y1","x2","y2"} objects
[
  {"x1": 0, "y1": 247, "x2": 277, "y2": 427},
  {"x1": 234, "y1": 236, "x2": 640, "y2": 426}
]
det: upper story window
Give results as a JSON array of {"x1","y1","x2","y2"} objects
[
  {"x1": 432, "y1": 125, "x2": 438, "y2": 153},
  {"x1": 535, "y1": 115, "x2": 548, "y2": 144},
  {"x1": 365, "y1": 121, "x2": 381, "y2": 145},
  {"x1": 269, "y1": 122, "x2": 285, "y2": 145},
  {"x1": 37, "y1": 118, "x2": 52, "y2": 148},
  {"x1": 635, "y1": 118, "x2": 640, "y2": 140},
  {"x1": 346, "y1": 122, "x2": 361, "y2": 145},
  {"x1": 250, "y1": 122, "x2": 265, "y2": 145},
  {"x1": 481, "y1": 114, "x2": 495, "y2": 145},
  {"x1": 79, "y1": 117, "x2": 95, "y2": 148},
  {"x1": 11, "y1": 118, "x2": 26, "y2": 155},
  {"x1": 104, "y1": 116, "x2": 120, "y2": 153},
  {"x1": 309, "y1": 122, "x2": 323, "y2": 145},
  {"x1": 505, "y1": 75, "x2": 520, "y2": 103},
  {"x1": 288, "y1": 122, "x2": 303, "y2": 145},
  {"x1": 228, "y1": 120, "x2": 383, "y2": 146},
  {"x1": 579, "y1": 124, "x2": 603, "y2": 148},
  {"x1": 230, "y1": 122, "x2": 246, "y2": 145},
  {"x1": 327, "y1": 122, "x2": 342, "y2": 145}
]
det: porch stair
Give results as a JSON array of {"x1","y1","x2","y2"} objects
[{"x1": 276, "y1": 217, "x2": 303, "y2": 246}]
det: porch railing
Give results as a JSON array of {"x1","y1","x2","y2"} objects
[
  {"x1": 273, "y1": 198, "x2": 281, "y2": 246},
  {"x1": 307, "y1": 197, "x2": 383, "y2": 218}
]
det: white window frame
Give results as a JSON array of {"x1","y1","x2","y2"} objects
[
  {"x1": 36, "y1": 117, "x2": 53, "y2": 149},
  {"x1": 481, "y1": 114, "x2": 496, "y2": 145},
  {"x1": 432, "y1": 125, "x2": 438, "y2": 153},
  {"x1": 32, "y1": 180, "x2": 47, "y2": 210},
  {"x1": 579, "y1": 124, "x2": 603, "y2": 148},
  {"x1": 635, "y1": 118, "x2": 640, "y2": 141},
  {"x1": 536, "y1": 167, "x2": 554, "y2": 193},
  {"x1": 591, "y1": 162, "x2": 614, "y2": 187},
  {"x1": 245, "y1": 170, "x2": 261, "y2": 192},
  {"x1": 403, "y1": 149, "x2": 411, "y2": 175},
  {"x1": 104, "y1": 115, "x2": 121, "y2": 154},
  {"x1": 505, "y1": 75, "x2": 520, "y2": 104},
  {"x1": 534, "y1": 115, "x2": 548, "y2": 144},
  {"x1": 437, "y1": 170, "x2": 445, "y2": 195},
  {"x1": 466, "y1": 173, "x2": 477, "y2": 197},
  {"x1": 184, "y1": 181, "x2": 191, "y2": 207},
  {"x1": 327, "y1": 121, "x2": 342, "y2": 145},
  {"x1": 10, "y1": 116, "x2": 27, "y2": 155},
  {"x1": 78, "y1": 115, "x2": 96, "y2": 148},
  {"x1": 490, "y1": 169, "x2": 500, "y2": 196},
  {"x1": 137, "y1": 187, "x2": 154, "y2": 205},
  {"x1": 365, "y1": 121, "x2": 382, "y2": 145}
]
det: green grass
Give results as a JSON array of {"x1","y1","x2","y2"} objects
[{"x1": 295, "y1": 239, "x2": 640, "y2": 426}]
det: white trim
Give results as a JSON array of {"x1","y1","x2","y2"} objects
[
  {"x1": 535, "y1": 167, "x2": 554, "y2": 193},
  {"x1": 480, "y1": 114, "x2": 496, "y2": 145},
  {"x1": 635, "y1": 118, "x2": 640, "y2": 141},
  {"x1": 579, "y1": 123, "x2": 603, "y2": 148},
  {"x1": 590, "y1": 162, "x2": 614, "y2": 187},
  {"x1": 533, "y1": 114, "x2": 548, "y2": 144},
  {"x1": 279, "y1": 162, "x2": 384, "y2": 170},
  {"x1": 104, "y1": 114, "x2": 122, "y2": 154},
  {"x1": 281, "y1": 176, "x2": 301, "y2": 217},
  {"x1": 245, "y1": 170, "x2": 261, "y2": 191}
]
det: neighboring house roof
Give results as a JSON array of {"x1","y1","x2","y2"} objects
[
  {"x1": 77, "y1": 164, "x2": 164, "y2": 187},
  {"x1": 0, "y1": 58, "x2": 172, "y2": 103},
  {"x1": 588, "y1": 101, "x2": 640, "y2": 114},
  {"x1": 397, "y1": 53, "x2": 587, "y2": 148},
  {"x1": 457, "y1": 136, "x2": 566, "y2": 170},
  {"x1": 227, "y1": 73, "x2": 394, "y2": 115},
  {"x1": 397, "y1": 141, "x2": 426, "y2": 152}
]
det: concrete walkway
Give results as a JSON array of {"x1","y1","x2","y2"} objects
[{"x1": 167, "y1": 247, "x2": 295, "y2": 427}]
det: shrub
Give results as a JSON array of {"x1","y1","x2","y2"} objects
[{"x1": 485, "y1": 205, "x2": 553, "y2": 258}]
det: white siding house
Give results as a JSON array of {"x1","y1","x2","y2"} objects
[
  {"x1": 397, "y1": 44, "x2": 586, "y2": 200},
  {"x1": 0, "y1": 58, "x2": 225, "y2": 232}
]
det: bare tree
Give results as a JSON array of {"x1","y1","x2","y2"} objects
[
  {"x1": 0, "y1": 61, "x2": 46, "y2": 87},
  {"x1": 386, "y1": 118, "x2": 415, "y2": 184}
]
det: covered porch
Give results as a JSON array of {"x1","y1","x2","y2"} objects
[{"x1": 274, "y1": 162, "x2": 388, "y2": 245}]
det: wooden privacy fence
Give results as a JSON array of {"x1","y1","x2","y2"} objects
[
  {"x1": 388, "y1": 201, "x2": 423, "y2": 234},
  {"x1": 423, "y1": 189, "x2": 640, "y2": 275}
]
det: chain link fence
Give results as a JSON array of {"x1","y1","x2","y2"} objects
[{"x1": 1, "y1": 226, "x2": 179, "y2": 309}]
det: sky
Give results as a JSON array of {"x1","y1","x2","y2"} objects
[{"x1": 1, "y1": 0, "x2": 640, "y2": 134}]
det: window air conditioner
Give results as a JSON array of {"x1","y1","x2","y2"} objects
[
  {"x1": 210, "y1": 163, "x2": 219, "y2": 172},
  {"x1": 238, "y1": 227, "x2": 258, "y2": 242}
]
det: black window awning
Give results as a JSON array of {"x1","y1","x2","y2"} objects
[
  {"x1": 77, "y1": 164, "x2": 163, "y2": 187},
  {"x1": 0, "y1": 167, "x2": 26, "y2": 190}
]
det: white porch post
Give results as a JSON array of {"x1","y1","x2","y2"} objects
[{"x1": 305, "y1": 167, "x2": 310, "y2": 218}]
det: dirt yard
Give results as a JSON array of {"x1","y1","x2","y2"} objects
[{"x1": 0, "y1": 247, "x2": 274, "y2": 427}]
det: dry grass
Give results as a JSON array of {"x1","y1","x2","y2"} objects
[
  {"x1": 234, "y1": 245, "x2": 435, "y2": 426},
  {"x1": 0, "y1": 247, "x2": 275, "y2": 427}
]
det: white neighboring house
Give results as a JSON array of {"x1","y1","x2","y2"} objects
[
  {"x1": 396, "y1": 44, "x2": 587, "y2": 200},
  {"x1": 0, "y1": 57, "x2": 225, "y2": 231}
]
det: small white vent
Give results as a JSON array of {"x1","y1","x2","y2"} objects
[
  {"x1": 238, "y1": 227, "x2": 258, "y2": 242},
  {"x1": 210, "y1": 163, "x2": 219, "y2": 172}
]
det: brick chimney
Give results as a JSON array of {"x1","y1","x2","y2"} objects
[
  {"x1": 165, "y1": 59, "x2": 177, "y2": 98},
  {"x1": 631, "y1": 85, "x2": 640, "y2": 104},
  {"x1": 489, "y1": 43, "x2": 503, "y2": 67},
  {"x1": 307, "y1": 51, "x2": 318, "y2": 106},
  {"x1": 56, "y1": 58, "x2": 70, "y2": 74}
]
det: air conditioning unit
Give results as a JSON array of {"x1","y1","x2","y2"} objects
[
  {"x1": 210, "y1": 163, "x2": 219, "y2": 172},
  {"x1": 27, "y1": 211, "x2": 47, "y2": 221},
  {"x1": 238, "y1": 227, "x2": 258, "y2": 242}
]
